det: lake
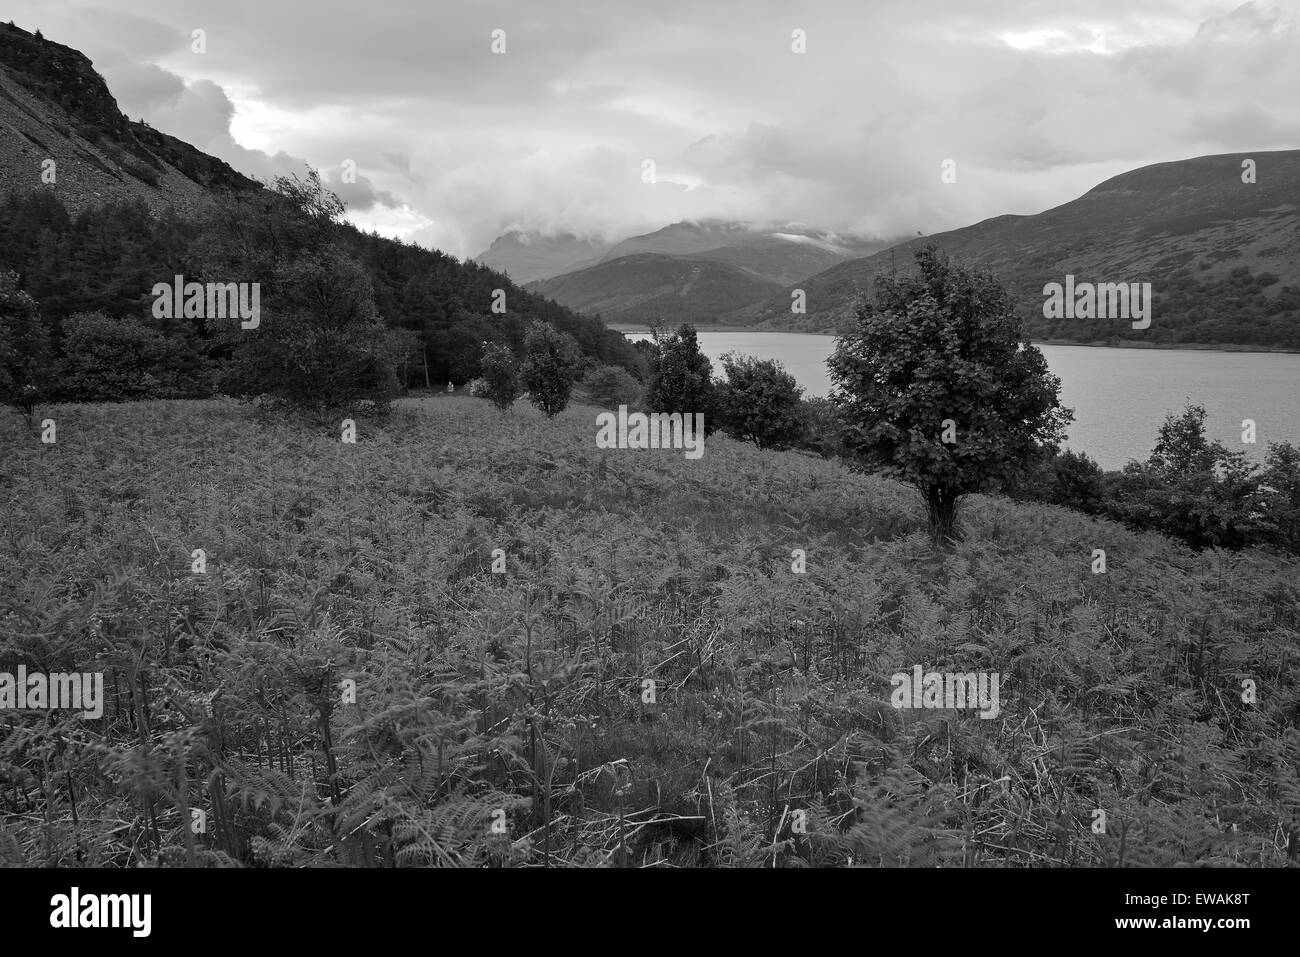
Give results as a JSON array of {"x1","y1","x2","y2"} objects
[{"x1": 617, "y1": 329, "x2": 1300, "y2": 469}]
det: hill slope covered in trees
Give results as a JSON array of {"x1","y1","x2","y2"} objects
[{"x1": 0, "y1": 24, "x2": 638, "y2": 388}]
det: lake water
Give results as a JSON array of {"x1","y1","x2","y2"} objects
[{"x1": 618, "y1": 329, "x2": 1300, "y2": 469}]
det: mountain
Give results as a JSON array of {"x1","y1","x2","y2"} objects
[
  {"x1": 509, "y1": 220, "x2": 891, "y2": 324},
  {"x1": 525, "y1": 252, "x2": 784, "y2": 323},
  {"x1": 478, "y1": 219, "x2": 893, "y2": 291},
  {"x1": 0, "y1": 21, "x2": 259, "y2": 217},
  {"x1": 473, "y1": 230, "x2": 612, "y2": 284},
  {"x1": 741, "y1": 150, "x2": 1300, "y2": 349}
]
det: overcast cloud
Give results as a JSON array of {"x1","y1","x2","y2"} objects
[{"x1": 11, "y1": 0, "x2": 1300, "y2": 257}]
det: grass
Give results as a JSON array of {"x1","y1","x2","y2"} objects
[{"x1": 1, "y1": 393, "x2": 1297, "y2": 867}]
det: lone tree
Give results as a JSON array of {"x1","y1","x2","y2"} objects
[
  {"x1": 829, "y1": 243, "x2": 1071, "y2": 543},
  {"x1": 520, "y1": 320, "x2": 583, "y2": 417},
  {"x1": 716, "y1": 352, "x2": 804, "y2": 450}
]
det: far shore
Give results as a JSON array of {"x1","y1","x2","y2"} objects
[{"x1": 606, "y1": 324, "x2": 1300, "y2": 355}]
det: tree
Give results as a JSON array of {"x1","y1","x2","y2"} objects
[
  {"x1": 208, "y1": 173, "x2": 399, "y2": 417},
  {"x1": 716, "y1": 352, "x2": 804, "y2": 450},
  {"x1": 581, "y1": 364, "x2": 642, "y2": 409},
  {"x1": 644, "y1": 324, "x2": 718, "y2": 433},
  {"x1": 220, "y1": 245, "x2": 399, "y2": 417},
  {"x1": 1149, "y1": 403, "x2": 1224, "y2": 475},
  {"x1": 478, "y1": 342, "x2": 520, "y2": 412},
  {"x1": 520, "y1": 320, "x2": 583, "y2": 417},
  {"x1": 829, "y1": 243, "x2": 1071, "y2": 543},
  {"x1": 0, "y1": 271, "x2": 51, "y2": 425}
]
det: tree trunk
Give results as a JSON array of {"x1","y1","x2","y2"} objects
[
  {"x1": 423, "y1": 347, "x2": 431, "y2": 391},
  {"x1": 923, "y1": 485, "x2": 961, "y2": 545}
]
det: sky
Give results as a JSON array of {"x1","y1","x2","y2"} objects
[{"x1": 10, "y1": 0, "x2": 1300, "y2": 259}]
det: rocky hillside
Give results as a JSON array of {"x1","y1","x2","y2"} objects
[{"x1": 0, "y1": 22, "x2": 259, "y2": 217}]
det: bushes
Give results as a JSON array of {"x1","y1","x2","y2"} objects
[
  {"x1": 1008, "y1": 448, "x2": 1106, "y2": 513},
  {"x1": 1012, "y1": 404, "x2": 1300, "y2": 555},
  {"x1": 581, "y1": 363, "x2": 642, "y2": 409},
  {"x1": 795, "y1": 396, "x2": 846, "y2": 459},
  {"x1": 59, "y1": 311, "x2": 209, "y2": 401}
]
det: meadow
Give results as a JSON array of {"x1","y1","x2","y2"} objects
[{"x1": 1, "y1": 394, "x2": 1297, "y2": 867}]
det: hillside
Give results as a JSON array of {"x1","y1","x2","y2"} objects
[
  {"x1": 473, "y1": 230, "x2": 610, "y2": 284},
  {"x1": 2, "y1": 395, "x2": 1296, "y2": 867},
  {"x1": 525, "y1": 251, "x2": 784, "y2": 323},
  {"x1": 0, "y1": 22, "x2": 259, "y2": 217},
  {"x1": 742, "y1": 150, "x2": 1300, "y2": 349},
  {"x1": 478, "y1": 220, "x2": 891, "y2": 288}
]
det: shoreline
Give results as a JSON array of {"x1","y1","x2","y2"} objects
[{"x1": 607, "y1": 324, "x2": 1300, "y2": 355}]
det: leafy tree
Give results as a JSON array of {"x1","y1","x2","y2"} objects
[
  {"x1": 478, "y1": 342, "x2": 520, "y2": 412},
  {"x1": 0, "y1": 271, "x2": 51, "y2": 424},
  {"x1": 1149, "y1": 403, "x2": 1224, "y2": 475},
  {"x1": 208, "y1": 173, "x2": 399, "y2": 417},
  {"x1": 716, "y1": 352, "x2": 804, "y2": 450},
  {"x1": 581, "y1": 363, "x2": 642, "y2": 409},
  {"x1": 644, "y1": 324, "x2": 718, "y2": 433},
  {"x1": 829, "y1": 243, "x2": 1071, "y2": 542},
  {"x1": 220, "y1": 245, "x2": 398, "y2": 416},
  {"x1": 520, "y1": 320, "x2": 583, "y2": 417}
]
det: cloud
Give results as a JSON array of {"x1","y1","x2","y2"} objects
[
  {"x1": 323, "y1": 169, "x2": 401, "y2": 212},
  {"x1": 12, "y1": 0, "x2": 1300, "y2": 257}
]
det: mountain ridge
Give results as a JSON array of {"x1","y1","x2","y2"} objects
[{"x1": 739, "y1": 149, "x2": 1300, "y2": 349}]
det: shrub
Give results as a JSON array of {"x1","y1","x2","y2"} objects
[
  {"x1": 796, "y1": 396, "x2": 846, "y2": 459},
  {"x1": 581, "y1": 363, "x2": 642, "y2": 409},
  {"x1": 59, "y1": 311, "x2": 205, "y2": 402}
]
